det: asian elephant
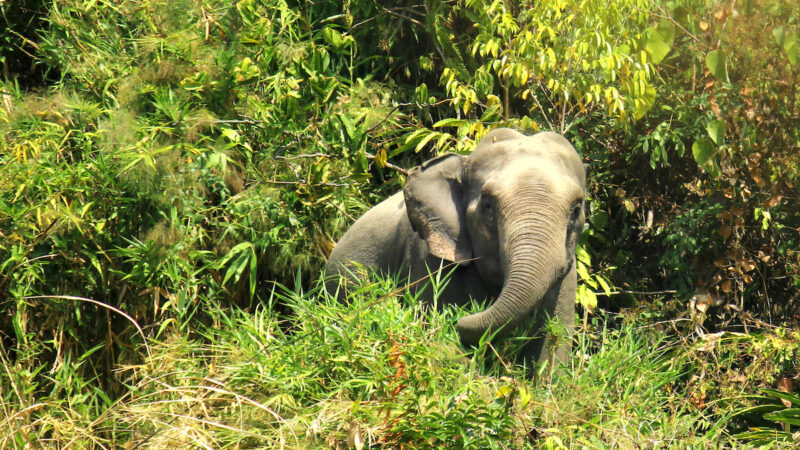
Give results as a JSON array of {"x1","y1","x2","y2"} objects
[{"x1": 325, "y1": 128, "x2": 586, "y2": 366}]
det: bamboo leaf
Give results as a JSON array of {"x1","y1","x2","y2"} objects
[
  {"x1": 415, "y1": 131, "x2": 439, "y2": 153},
  {"x1": 433, "y1": 118, "x2": 465, "y2": 128}
]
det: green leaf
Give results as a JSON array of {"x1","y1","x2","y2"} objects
[
  {"x1": 519, "y1": 386, "x2": 532, "y2": 408},
  {"x1": 773, "y1": 26, "x2": 786, "y2": 47},
  {"x1": 354, "y1": 151, "x2": 369, "y2": 173},
  {"x1": 692, "y1": 137, "x2": 720, "y2": 177},
  {"x1": 705, "y1": 119, "x2": 725, "y2": 145},
  {"x1": 577, "y1": 284, "x2": 597, "y2": 312},
  {"x1": 374, "y1": 149, "x2": 387, "y2": 168},
  {"x1": 218, "y1": 242, "x2": 256, "y2": 289},
  {"x1": 577, "y1": 262, "x2": 593, "y2": 285},
  {"x1": 322, "y1": 26, "x2": 345, "y2": 48},
  {"x1": 495, "y1": 384, "x2": 514, "y2": 399},
  {"x1": 234, "y1": 57, "x2": 260, "y2": 83},
  {"x1": 763, "y1": 408, "x2": 800, "y2": 426},
  {"x1": 634, "y1": 83, "x2": 657, "y2": 119},
  {"x1": 784, "y1": 32, "x2": 800, "y2": 65},
  {"x1": 589, "y1": 211, "x2": 609, "y2": 230},
  {"x1": 692, "y1": 138, "x2": 714, "y2": 165},
  {"x1": 596, "y1": 275, "x2": 613, "y2": 295},
  {"x1": 706, "y1": 50, "x2": 727, "y2": 81},
  {"x1": 762, "y1": 388, "x2": 800, "y2": 407},
  {"x1": 435, "y1": 133, "x2": 452, "y2": 151},
  {"x1": 576, "y1": 245, "x2": 591, "y2": 266},
  {"x1": 644, "y1": 25, "x2": 674, "y2": 64},
  {"x1": 729, "y1": 403, "x2": 784, "y2": 419},
  {"x1": 414, "y1": 83, "x2": 429, "y2": 104},
  {"x1": 337, "y1": 113, "x2": 364, "y2": 142},
  {"x1": 248, "y1": 247, "x2": 257, "y2": 299},
  {"x1": 434, "y1": 17, "x2": 468, "y2": 77},
  {"x1": 433, "y1": 118, "x2": 465, "y2": 128},
  {"x1": 415, "y1": 131, "x2": 439, "y2": 153}
]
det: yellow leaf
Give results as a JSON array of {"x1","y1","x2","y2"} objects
[{"x1": 374, "y1": 149, "x2": 387, "y2": 168}]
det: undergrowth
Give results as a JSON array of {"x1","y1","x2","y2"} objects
[{"x1": 2, "y1": 274, "x2": 796, "y2": 447}]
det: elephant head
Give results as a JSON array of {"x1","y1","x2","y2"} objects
[{"x1": 403, "y1": 128, "x2": 586, "y2": 347}]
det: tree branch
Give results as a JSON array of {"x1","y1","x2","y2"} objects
[
  {"x1": 382, "y1": 7, "x2": 425, "y2": 28},
  {"x1": 595, "y1": 289, "x2": 678, "y2": 296},
  {"x1": 365, "y1": 152, "x2": 409, "y2": 176}
]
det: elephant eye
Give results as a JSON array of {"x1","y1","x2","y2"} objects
[
  {"x1": 480, "y1": 196, "x2": 494, "y2": 214},
  {"x1": 570, "y1": 203, "x2": 582, "y2": 222},
  {"x1": 478, "y1": 195, "x2": 496, "y2": 228}
]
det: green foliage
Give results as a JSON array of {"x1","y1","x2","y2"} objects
[
  {"x1": 716, "y1": 329, "x2": 800, "y2": 445},
  {"x1": 0, "y1": 0, "x2": 398, "y2": 425},
  {"x1": 1, "y1": 0, "x2": 799, "y2": 447},
  {"x1": 587, "y1": 0, "x2": 800, "y2": 323},
  {"x1": 731, "y1": 388, "x2": 800, "y2": 444}
]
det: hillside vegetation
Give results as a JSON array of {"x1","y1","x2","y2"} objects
[{"x1": 1, "y1": 0, "x2": 798, "y2": 447}]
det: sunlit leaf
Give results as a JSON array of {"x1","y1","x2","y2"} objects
[
  {"x1": 577, "y1": 284, "x2": 597, "y2": 312},
  {"x1": 783, "y1": 32, "x2": 800, "y2": 65},
  {"x1": 773, "y1": 26, "x2": 786, "y2": 46},
  {"x1": 644, "y1": 25, "x2": 674, "y2": 64},
  {"x1": 763, "y1": 388, "x2": 800, "y2": 407},
  {"x1": 415, "y1": 131, "x2": 438, "y2": 153},
  {"x1": 322, "y1": 26, "x2": 346, "y2": 48},
  {"x1": 692, "y1": 138, "x2": 714, "y2": 165},
  {"x1": 634, "y1": 83, "x2": 656, "y2": 119},
  {"x1": 692, "y1": 137, "x2": 720, "y2": 177},
  {"x1": 763, "y1": 408, "x2": 800, "y2": 426},
  {"x1": 705, "y1": 119, "x2": 725, "y2": 145},
  {"x1": 705, "y1": 50, "x2": 727, "y2": 81},
  {"x1": 374, "y1": 149, "x2": 387, "y2": 168},
  {"x1": 433, "y1": 118, "x2": 465, "y2": 128}
]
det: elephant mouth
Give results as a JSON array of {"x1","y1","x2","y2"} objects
[{"x1": 476, "y1": 258, "x2": 504, "y2": 289}]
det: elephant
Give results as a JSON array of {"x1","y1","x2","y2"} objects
[{"x1": 325, "y1": 128, "x2": 586, "y2": 367}]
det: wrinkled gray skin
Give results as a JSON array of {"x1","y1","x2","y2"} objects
[{"x1": 325, "y1": 128, "x2": 586, "y2": 366}]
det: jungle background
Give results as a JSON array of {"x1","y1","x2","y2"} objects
[{"x1": 1, "y1": 0, "x2": 799, "y2": 447}]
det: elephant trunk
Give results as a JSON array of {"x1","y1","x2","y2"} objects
[{"x1": 456, "y1": 189, "x2": 567, "y2": 346}]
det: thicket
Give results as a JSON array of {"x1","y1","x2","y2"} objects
[{"x1": 1, "y1": 0, "x2": 798, "y2": 446}]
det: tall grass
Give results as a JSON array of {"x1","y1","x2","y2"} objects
[{"x1": 4, "y1": 273, "x2": 794, "y2": 447}]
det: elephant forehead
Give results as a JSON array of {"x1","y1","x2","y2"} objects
[
  {"x1": 470, "y1": 132, "x2": 581, "y2": 171},
  {"x1": 473, "y1": 131, "x2": 575, "y2": 155},
  {"x1": 467, "y1": 140, "x2": 584, "y2": 189},
  {"x1": 485, "y1": 163, "x2": 584, "y2": 198}
]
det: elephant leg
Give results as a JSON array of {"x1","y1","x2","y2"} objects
[{"x1": 519, "y1": 266, "x2": 576, "y2": 371}]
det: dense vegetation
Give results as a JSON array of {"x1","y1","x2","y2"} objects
[{"x1": 1, "y1": 0, "x2": 798, "y2": 446}]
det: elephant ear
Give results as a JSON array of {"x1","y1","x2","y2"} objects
[{"x1": 404, "y1": 153, "x2": 472, "y2": 263}]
